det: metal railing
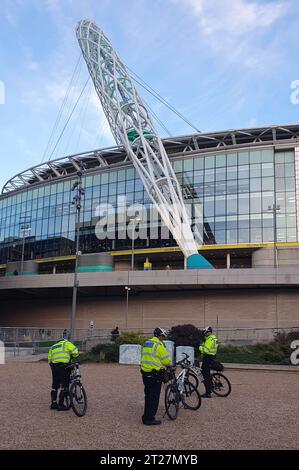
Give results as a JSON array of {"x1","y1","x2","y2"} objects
[{"x1": 1, "y1": 325, "x2": 299, "y2": 357}]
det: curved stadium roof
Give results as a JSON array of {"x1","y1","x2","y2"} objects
[{"x1": 2, "y1": 124, "x2": 299, "y2": 195}]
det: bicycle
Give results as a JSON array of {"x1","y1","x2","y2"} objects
[
  {"x1": 178, "y1": 353, "x2": 232, "y2": 398},
  {"x1": 164, "y1": 361, "x2": 201, "y2": 421},
  {"x1": 64, "y1": 362, "x2": 88, "y2": 417}
]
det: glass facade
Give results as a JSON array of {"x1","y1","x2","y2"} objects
[{"x1": 0, "y1": 147, "x2": 297, "y2": 264}]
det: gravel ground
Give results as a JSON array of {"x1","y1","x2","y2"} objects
[{"x1": 0, "y1": 362, "x2": 298, "y2": 450}]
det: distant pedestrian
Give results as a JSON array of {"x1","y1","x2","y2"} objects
[{"x1": 110, "y1": 326, "x2": 120, "y2": 341}]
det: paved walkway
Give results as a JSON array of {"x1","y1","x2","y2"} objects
[{"x1": 0, "y1": 362, "x2": 298, "y2": 450}]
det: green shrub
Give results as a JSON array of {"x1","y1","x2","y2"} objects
[
  {"x1": 89, "y1": 343, "x2": 119, "y2": 362},
  {"x1": 115, "y1": 331, "x2": 146, "y2": 346}
]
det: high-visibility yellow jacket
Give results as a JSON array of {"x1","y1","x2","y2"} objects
[
  {"x1": 140, "y1": 336, "x2": 171, "y2": 372},
  {"x1": 48, "y1": 339, "x2": 79, "y2": 364},
  {"x1": 199, "y1": 334, "x2": 218, "y2": 356}
]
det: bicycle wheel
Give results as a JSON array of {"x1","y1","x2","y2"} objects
[
  {"x1": 164, "y1": 383, "x2": 180, "y2": 420},
  {"x1": 211, "y1": 373, "x2": 231, "y2": 397},
  {"x1": 182, "y1": 380, "x2": 201, "y2": 410},
  {"x1": 185, "y1": 370, "x2": 199, "y2": 389},
  {"x1": 69, "y1": 381, "x2": 88, "y2": 417}
]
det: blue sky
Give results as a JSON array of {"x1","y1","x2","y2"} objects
[{"x1": 1, "y1": 0, "x2": 299, "y2": 191}]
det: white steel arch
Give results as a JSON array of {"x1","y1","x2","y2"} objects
[{"x1": 76, "y1": 19, "x2": 212, "y2": 268}]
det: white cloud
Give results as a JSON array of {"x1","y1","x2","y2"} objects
[
  {"x1": 175, "y1": 0, "x2": 289, "y2": 68},
  {"x1": 184, "y1": 0, "x2": 286, "y2": 36}
]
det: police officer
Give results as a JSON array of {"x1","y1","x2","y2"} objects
[
  {"x1": 48, "y1": 332, "x2": 79, "y2": 410},
  {"x1": 140, "y1": 327, "x2": 171, "y2": 425},
  {"x1": 199, "y1": 326, "x2": 219, "y2": 398}
]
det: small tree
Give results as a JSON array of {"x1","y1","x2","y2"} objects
[{"x1": 169, "y1": 324, "x2": 203, "y2": 348}]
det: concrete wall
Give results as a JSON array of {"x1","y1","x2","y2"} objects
[
  {"x1": 0, "y1": 288, "x2": 298, "y2": 330},
  {"x1": 252, "y1": 247, "x2": 299, "y2": 267}
]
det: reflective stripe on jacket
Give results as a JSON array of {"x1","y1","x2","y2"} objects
[
  {"x1": 48, "y1": 340, "x2": 79, "y2": 364},
  {"x1": 199, "y1": 334, "x2": 218, "y2": 356},
  {"x1": 140, "y1": 336, "x2": 171, "y2": 372}
]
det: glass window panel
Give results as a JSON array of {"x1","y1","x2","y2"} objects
[
  {"x1": 275, "y1": 178, "x2": 285, "y2": 191},
  {"x1": 194, "y1": 158, "x2": 204, "y2": 170},
  {"x1": 204, "y1": 182, "x2": 215, "y2": 196},
  {"x1": 173, "y1": 160, "x2": 183, "y2": 172},
  {"x1": 251, "y1": 228, "x2": 262, "y2": 243},
  {"x1": 227, "y1": 229, "x2": 237, "y2": 244},
  {"x1": 262, "y1": 177, "x2": 274, "y2": 191},
  {"x1": 215, "y1": 155, "x2": 226, "y2": 167},
  {"x1": 238, "y1": 228, "x2": 249, "y2": 243},
  {"x1": 214, "y1": 217, "x2": 226, "y2": 231},
  {"x1": 275, "y1": 163, "x2": 285, "y2": 177},
  {"x1": 227, "y1": 167, "x2": 237, "y2": 180},
  {"x1": 204, "y1": 197, "x2": 214, "y2": 217},
  {"x1": 117, "y1": 169, "x2": 126, "y2": 181},
  {"x1": 238, "y1": 151, "x2": 249, "y2": 165},
  {"x1": 250, "y1": 178, "x2": 262, "y2": 192},
  {"x1": 215, "y1": 230, "x2": 226, "y2": 244},
  {"x1": 250, "y1": 193, "x2": 262, "y2": 213},
  {"x1": 227, "y1": 195, "x2": 237, "y2": 215},
  {"x1": 261, "y1": 163, "x2": 274, "y2": 177},
  {"x1": 238, "y1": 179, "x2": 249, "y2": 194},
  {"x1": 109, "y1": 172, "x2": 117, "y2": 183},
  {"x1": 226, "y1": 216, "x2": 238, "y2": 229},
  {"x1": 205, "y1": 155, "x2": 215, "y2": 169},
  {"x1": 284, "y1": 177, "x2": 295, "y2": 191},
  {"x1": 285, "y1": 192, "x2": 296, "y2": 213},
  {"x1": 276, "y1": 214, "x2": 286, "y2": 228},
  {"x1": 215, "y1": 182, "x2": 226, "y2": 195},
  {"x1": 101, "y1": 173, "x2": 108, "y2": 184},
  {"x1": 238, "y1": 195, "x2": 249, "y2": 214},
  {"x1": 215, "y1": 197, "x2": 226, "y2": 216},
  {"x1": 204, "y1": 168, "x2": 214, "y2": 182},
  {"x1": 250, "y1": 164, "x2": 261, "y2": 178},
  {"x1": 287, "y1": 214, "x2": 296, "y2": 227},
  {"x1": 184, "y1": 158, "x2": 193, "y2": 171},
  {"x1": 262, "y1": 213, "x2": 274, "y2": 228},
  {"x1": 194, "y1": 170, "x2": 204, "y2": 183},
  {"x1": 263, "y1": 227, "x2": 274, "y2": 241},
  {"x1": 284, "y1": 151, "x2": 294, "y2": 163},
  {"x1": 108, "y1": 182, "x2": 117, "y2": 195},
  {"x1": 287, "y1": 228, "x2": 297, "y2": 242},
  {"x1": 276, "y1": 193, "x2": 286, "y2": 213},
  {"x1": 262, "y1": 192, "x2": 275, "y2": 212},
  {"x1": 261, "y1": 149, "x2": 273, "y2": 163},
  {"x1": 250, "y1": 214, "x2": 262, "y2": 228},
  {"x1": 284, "y1": 163, "x2": 295, "y2": 177},
  {"x1": 215, "y1": 168, "x2": 226, "y2": 181},
  {"x1": 238, "y1": 165, "x2": 249, "y2": 179},
  {"x1": 126, "y1": 168, "x2": 135, "y2": 179},
  {"x1": 276, "y1": 228, "x2": 286, "y2": 242},
  {"x1": 227, "y1": 153, "x2": 237, "y2": 166},
  {"x1": 226, "y1": 180, "x2": 238, "y2": 194},
  {"x1": 250, "y1": 150, "x2": 262, "y2": 164},
  {"x1": 275, "y1": 152, "x2": 284, "y2": 164},
  {"x1": 93, "y1": 174, "x2": 101, "y2": 185}
]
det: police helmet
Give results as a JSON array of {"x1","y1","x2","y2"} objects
[
  {"x1": 153, "y1": 327, "x2": 168, "y2": 338},
  {"x1": 203, "y1": 325, "x2": 213, "y2": 335}
]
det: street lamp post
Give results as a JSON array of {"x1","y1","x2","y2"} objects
[
  {"x1": 19, "y1": 218, "x2": 31, "y2": 275},
  {"x1": 129, "y1": 216, "x2": 140, "y2": 271},
  {"x1": 125, "y1": 286, "x2": 131, "y2": 329},
  {"x1": 70, "y1": 171, "x2": 85, "y2": 341},
  {"x1": 267, "y1": 204, "x2": 281, "y2": 268}
]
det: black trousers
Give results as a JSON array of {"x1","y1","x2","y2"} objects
[
  {"x1": 201, "y1": 355, "x2": 217, "y2": 395},
  {"x1": 50, "y1": 363, "x2": 71, "y2": 404},
  {"x1": 141, "y1": 370, "x2": 163, "y2": 423}
]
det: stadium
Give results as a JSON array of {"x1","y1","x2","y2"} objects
[{"x1": 1, "y1": 123, "x2": 299, "y2": 337}]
